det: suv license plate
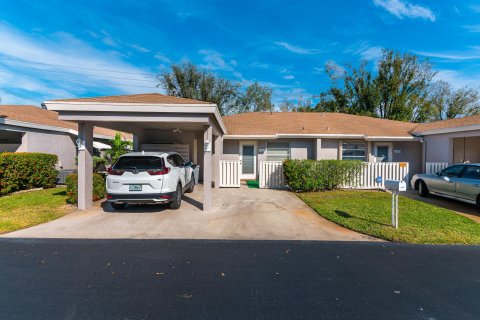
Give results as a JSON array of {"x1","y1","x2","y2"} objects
[{"x1": 129, "y1": 184, "x2": 142, "y2": 191}]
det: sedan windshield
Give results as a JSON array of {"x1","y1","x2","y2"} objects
[{"x1": 113, "y1": 156, "x2": 164, "y2": 170}]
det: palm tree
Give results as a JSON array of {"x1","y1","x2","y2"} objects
[{"x1": 103, "y1": 132, "x2": 132, "y2": 165}]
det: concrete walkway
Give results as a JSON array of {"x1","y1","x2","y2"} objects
[{"x1": 2, "y1": 185, "x2": 375, "y2": 241}]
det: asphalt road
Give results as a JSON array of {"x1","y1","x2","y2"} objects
[{"x1": 0, "y1": 239, "x2": 479, "y2": 320}]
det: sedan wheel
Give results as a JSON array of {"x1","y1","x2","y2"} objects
[{"x1": 418, "y1": 181, "x2": 429, "y2": 197}]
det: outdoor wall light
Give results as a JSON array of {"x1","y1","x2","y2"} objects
[{"x1": 76, "y1": 137, "x2": 85, "y2": 151}]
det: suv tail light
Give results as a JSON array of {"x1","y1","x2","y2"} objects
[
  {"x1": 147, "y1": 168, "x2": 170, "y2": 175},
  {"x1": 107, "y1": 167, "x2": 124, "y2": 176}
]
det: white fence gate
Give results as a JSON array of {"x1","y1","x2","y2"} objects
[
  {"x1": 219, "y1": 160, "x2": 240, "y2": 187},
  {"x1": 425, "y1": 162, "x2": 448, "y2": 174},
  {"x1": 343, "y1": 162, "x2": 410, "y2": 189},
  {"x1": 259, "y1": 161, "x2": 284, "y2": 189}
]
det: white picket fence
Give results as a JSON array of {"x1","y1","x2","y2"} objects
[
  {"x1": 259, "y1": 161, "x2": 284, "y2": 189},
  {"x1": 342, "y1": 162, "x2": 410, "y2": 189},
  {"x1": 425, "y1": 162, "x2": 448, "y2": 174},
  {"x1": 218, "y1": 160, "x2": 410, "y2": 190},
  {"x1": 219, "y1": 160, "x2": 241, "y2": 187}
]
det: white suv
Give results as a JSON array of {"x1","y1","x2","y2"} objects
[{"x1": 106, "y1": 152, "x2": 196, "y2": 210}]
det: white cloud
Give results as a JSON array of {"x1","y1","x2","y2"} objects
[
  {"x1": 359, "y1": 46, "x2": 384, "y2": 60},
  {"x1": 130, "y1": 44, "x2": 151, "y2": 53},
  {"x1": 154, "y1": 53, "x2": 171, "y2": 64},
  {"x1": 275, "y1": 41, "x2": 324, "y2": 55},
  {"x1": 463, "y1": 25, "x2": 480, "y2": 33},
  {"x1": 435, "y1": 69, "x2": 480, "y2": 89},
  {"x1": 313, "y1": 67, "x2": 324, "y2": 74},
  {"x1": 282, "y1": 75, "x2": 295, "y2": 80},
  {"x1": 415, "y1": 50, "x2": 480, "y2": 61},
  {"x1": 199, "y1": 49, "x2": 244, "y2": 80},
  {"x1": 373, "y1": 0, "x2": 436, "y2": 21},
  {"x1": 0, "y1": 23, "x2": 157, "y2": 101}
]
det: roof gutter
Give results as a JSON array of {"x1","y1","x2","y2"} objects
[
  {"x1": 0, "y1": 118, "x2": 115, "y2": 140},
  {"x1": 411, "y1": 123, "x2": 480, "y2": 136},
  {"x1": 224, "y1": 134, "x2": 419, "y2": 141}
]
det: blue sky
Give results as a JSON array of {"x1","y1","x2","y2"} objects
[{"x1": 0, "y1": 0, "x2": 479, "y2": 106}]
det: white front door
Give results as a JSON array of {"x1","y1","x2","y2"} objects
[{"x1": 240, "y1": 142, "x2": 257, "y2": 179}]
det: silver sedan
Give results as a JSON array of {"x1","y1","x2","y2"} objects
[{"x1": 411, "y1": 164, "x2": 480, "y2": 209}]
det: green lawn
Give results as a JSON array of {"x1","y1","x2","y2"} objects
[
  {"x1": 0, "y1": 187, "x2": 72, "y2": 234},
  {"x1": 297, "y1": 190, "x2": 480, "y2": 244}
]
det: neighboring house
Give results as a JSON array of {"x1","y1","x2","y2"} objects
[
  {"x1": 222, "y1": 112, "x2": 423, "y2": 179},
  {"x1": 0, "y1": 105, "x2": 122, "y2": 169},
  {"x1": 411, "y1": 115, "x2": 480, "y2": 169}
]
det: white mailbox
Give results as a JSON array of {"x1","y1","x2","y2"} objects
[{"x1": 385, "y1": 180, "x2": 406, "y2": 192}]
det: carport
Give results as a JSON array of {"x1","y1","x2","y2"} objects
[{"x1": 44, "y1": 93, "x2": 226, "y2": 211}]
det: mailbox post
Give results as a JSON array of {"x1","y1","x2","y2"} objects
[{"x1": 384, "y1": 180, "x2": 406, "y2": 228}]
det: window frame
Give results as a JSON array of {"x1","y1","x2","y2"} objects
[
  {"x1": 266, "y1": 141, "x2": 290, "y2": 162},
  {"x1": 441, "y1": 165, "x2": 466, "y2": 178},
  {"x1": 460, "y1": 166, "x2": 480, "y2": 180},
  {"x1": 340, "y1": 140, "x2": 367, "y2": 162}
]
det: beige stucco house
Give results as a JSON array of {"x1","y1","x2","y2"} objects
[
  {"x1": 411, "y1": 115, "x2": 480, "y2": 167},
  {"x1": 0, "y1": 105, "x2": 120, "y2": 169},
  {"x1": 222, "y1": 112, "x2": 424, "y2": 180}
]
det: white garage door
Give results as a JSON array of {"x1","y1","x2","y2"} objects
[{"x1": 141, "y1": 144, "x2": 190, "y2": 161}]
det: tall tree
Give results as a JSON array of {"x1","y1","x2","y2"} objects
[
  {"x1": 429, "y1": 81, "x2": 480, "y2": 120},
  {"x1": 238, "y1": 82, "x2": 274, "y2": 112},
  {"x1": 315, "y1": 49, "x2": 439, "y2": 122},
  {"x1": 158, "y1": 62, "x2": 241, "y2": 115}
]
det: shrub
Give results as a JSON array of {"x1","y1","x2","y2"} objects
[
  {"x1": 93, "y1": 156, "x2": 107, "y2": 173},
  {"x1": 283, "y1": 159, "x2": 363, "y2": 192},
  {"x1": 65, "y1": 173, "x2": 106, "y2": 204},
  {"x1": 0, "y1": 152, "x2": 58, "y2": 195}
]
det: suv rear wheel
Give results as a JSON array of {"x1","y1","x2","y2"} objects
[
  {"x1": 185, "y1": 174, "x2": 195, "y2": 193},
  {"x1": 169, "y1": 183, "x2": 182, "y2": 209}
]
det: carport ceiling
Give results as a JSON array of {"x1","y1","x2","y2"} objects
[{"x1": 90, "y1": 121, "x2": 206, "y2": 134}]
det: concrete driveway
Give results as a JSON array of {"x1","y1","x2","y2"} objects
[{"x1": 2, "y1": 185, "x2": 374, "y2": 241}]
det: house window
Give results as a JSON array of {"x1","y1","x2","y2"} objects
[
  {"x1": 266, "y1": 142, "x2": 290, "y2": 161},
  {"x1": 342, "y1": 141, "x2": 366, "y2": 161}
]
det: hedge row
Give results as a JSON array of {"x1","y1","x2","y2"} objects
[
  {"x1": 283, "y1": 159, "x2": 363, "y2": 192},
  {"x1": 0, "y1": 152, "x2": 58, "y2": 195},
  {"x1": 65, "y1": 173, "x2": 106, "y2": 204}
]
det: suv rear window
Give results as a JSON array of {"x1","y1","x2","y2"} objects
[{"x1": 113, "y1": 156, "x2": 164, "y2": 170}]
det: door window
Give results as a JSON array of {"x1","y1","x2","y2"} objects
[
  {"x1": 441, "y1": 165, "x2": 465, "y2": 177},
  {"x1": 376, "y1": 146, "x2": 389, "y2": 162},
  {"x1": 460, "y1": 166, "x2": 480, "y2": 180},
  {"x1": 242, "y1": 145, "x2": 255, "y2": 174}
]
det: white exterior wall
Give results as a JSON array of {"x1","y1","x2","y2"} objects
[
  {"x1": 423, "y1": 129, "x2": 480, "y2": 164},
  {"x1": 23, "y1": 130, "x2": 77, "y2": 169}
]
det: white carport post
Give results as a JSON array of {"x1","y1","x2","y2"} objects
[
  {"x1": 203, "y1": 125, "x2": 213, "y2": 211},
  {"x1": 77, "y1": 122, "x2": 94, "y2": 210}
]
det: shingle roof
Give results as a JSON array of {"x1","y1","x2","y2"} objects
[
  {"x1": 412, "y1": 114, "x2": 480, "y2": 133},
  {"x1": 0, "y1": 105, "x2": 123, "y2": 138},
  {"x1": 222, "y1": 112, "x2": 418, "y2": 137},
  {"x1": 49, "y1": 93, "x2": 212, "y2": 105}
]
